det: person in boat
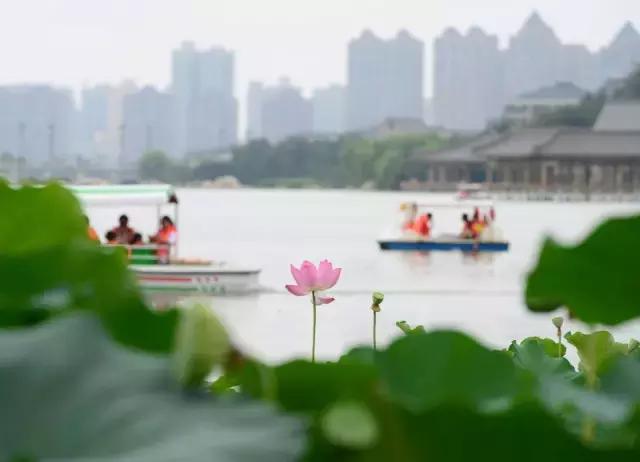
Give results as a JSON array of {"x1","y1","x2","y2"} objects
[
  {"x1": 104, "y1": 230, "x2": 118, "y2": 245},
  {"x1": 472, "y1": 207, "x2": 480, "y2": 223},
  {"x1": 85, "y1": 215, "x2": 100, "y2": 242},
  {"x1": 150, "y1": 216, "x2": 177, "y2": 264},
  {"x1": 460, "y1": 213, "x2": 476, "y2": 239},
  {"x1": 112, "y1": 214, "x2": 135, "y2": 245},
  {"x1": 411, "y1": 212, "x2": 433, "y2": 237},
  {"x1": 402, "y1": 202, "x2": 418, "y2": 231},
  {"x1": 131, "y1": 233, "x2": 144, "y2": 246}
]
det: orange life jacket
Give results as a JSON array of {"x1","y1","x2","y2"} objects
[
  {"x1": 156, "y1": 224, "x2": 177, "y2": 244},
  {"x1": 471, "y1": 221, "x2": 484, "y2": 236},
  {"x1": 412, "y1": 214, "x2": 430, "y2": 237},
  {"x1": 87, "y1": 227, "x2": 99, "y2": 242},
  {"x1": 155, "y1": 225, "x2": 177, "y2": 263}
]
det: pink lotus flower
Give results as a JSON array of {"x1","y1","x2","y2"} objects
[
  {"x1": 286, "y1": 259, "x2": 342, "y2": 363},
  {"x1": 286, "y1": 260, "x2": 341, "y2": 305}
]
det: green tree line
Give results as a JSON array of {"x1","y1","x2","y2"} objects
[{"x1": 140, "y1": 133, "x2": 454, "y2": 189}]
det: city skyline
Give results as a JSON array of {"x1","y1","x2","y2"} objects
[
  {"x1": 0, "y1": 8, "x2": 638, "y2": 165},
  {"x1": 0, "y1": 0, "x2": 638, "y2": 133}
]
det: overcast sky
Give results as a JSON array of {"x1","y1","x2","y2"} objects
[{"x1": 0, "y1": 0, "x2": 637, "y2": 102}]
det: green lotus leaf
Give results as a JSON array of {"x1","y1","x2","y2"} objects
[
  {"x1": 321, "y1": 401, "x2": 379, "y2": 449},
  {"x1": 379, "y1": 331, "x2": 519, "y2": 413},
  {"x1": 0, "y1": 183, "x2": 178, "y2": 353},
  {"x1": 526, "y1": 216, "x2": 640, "y2": 325},
  {"x1": 0, "y1": 314, "x2": 304, "y2": 461}
]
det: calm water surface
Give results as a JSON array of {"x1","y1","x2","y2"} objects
[{"x1": 87, "y1": 188, "x2": 640, "y2": 362}]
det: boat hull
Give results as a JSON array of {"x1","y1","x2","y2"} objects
[
  {"x1": 132, "y1": 264, "x2": 261, "y2": 295},
  {"x1": 378, "y1": 240, "x2": 509, "y2": 252}
]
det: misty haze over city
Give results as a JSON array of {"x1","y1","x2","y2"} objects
[{"x1": 0, "y1": 0, "x2": 638, "y2": 181}]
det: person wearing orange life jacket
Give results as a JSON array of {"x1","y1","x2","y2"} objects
[
  {"x1": 85, "y1": 215, "x2": 100, "y2": 243},
  {"x1": 150, "y1": 216, "x2": 177, "y2": 264},
  {"x1": 401, "y1": 202, "x2": 418, "y2": 231},
  {"x1": 460, "y1": 213, "x2": 477, "y2": 239},
  {"x1": 412, "y1": 213, "x2": 433, "y2": 237},
  {"x1": 468, "y1": 207, "x2": 486, "y2": 237}
]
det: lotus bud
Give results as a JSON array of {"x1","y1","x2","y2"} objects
[
  {"x1": 552, "y1": 316, "x2": 564, "y2": 330},
  {"x1": 173, "y1": 302, "x2": 231, "y2": 388},
  {"x1": 629, "y1": 339, "x2": 639, "y2": 354},
  {"x1": 371, "y1": 292, "x2": 384, "y2": 313},
  {"x1": 396, "y1": 321, "x2": 411, "y2": 334}
]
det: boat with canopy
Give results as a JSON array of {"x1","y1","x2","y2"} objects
[
  {"x1": 70, "y1": 184, "x2": 261, "y2": 294},
  {"x1": 378, "y1": 200, "x2": 510, "y2": 252}
]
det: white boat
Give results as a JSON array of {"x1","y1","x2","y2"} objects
[
  {"x1": 456, "y1": 182, "x2": 492, "y2": 201},
  {"x1": 71, "y1": 184, "x2": 261, "y2": 295}
]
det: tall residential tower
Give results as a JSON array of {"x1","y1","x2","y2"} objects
[
  {"x1": 347, "y1": 30, "x2": 423, "y2": 131},
  {"x1": 171, "y1": 42, "x2": 237, "y2": 157}
]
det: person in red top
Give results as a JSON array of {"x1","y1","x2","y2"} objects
[
  {"x1": 412, "y1": 213, "x2": 433, "y2": 237},
  {"x1": 402, "y1": 203, "x2": 418, "y2": 231},
  {"x1": 150, "y1": 216, "x2": 177, "y2": 264},
  {"x1": 460, "y1": 213, "x2": 477, "y2": 239}
]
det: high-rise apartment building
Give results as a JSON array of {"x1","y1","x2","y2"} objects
[
  {"x1": 347, "y1": 30, "x2": 424, "y2": 131},
  {"x1": 0, "y1": 85, "x2": 74, "y2": 166},
  {"x1": 121, "y1": 86, "x2": 173, "y2": 166},
  {"x1": 171, "y1": 41, "x2": 237, "y2": 157}
]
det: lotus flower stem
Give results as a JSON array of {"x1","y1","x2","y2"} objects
[
  {"x1": 552, "y1": 316, "x2": 564, "y2": 357},
  {"x1": 373, "y1": 311, "x2": 377, "y2": 351},
  {"x1": 311, "y1": 291, "x2": 317, "y2": 363},
  {"x1": 371, "y1": 292, "x2": 384, "y2": 351},
  {"x1": 557, "y1": 331, "x2": 562, "y2": 357}
]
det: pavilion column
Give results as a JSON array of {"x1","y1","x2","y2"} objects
[
  {"x1": 439, "y1": 165, "x2": 447, "y2": 189},
  {"x1": 584, "y1": 162, "x2": 591, "y2": 201},
  {"x1": 522, "y1": 161, "x2": 531, "y2": 192},
  {"x1": 614, "y1": 164, "x2": 623, "y2": 194},
  {"x1": 485, "y1": 163, "x2": 492, "y2": 190}
]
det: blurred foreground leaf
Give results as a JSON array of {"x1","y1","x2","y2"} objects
[
  {"x1": 526, "y1": 216, "x2": 640, "y2": 325},
  {"x1": 0, "y1": 314, "x2": 304, "y2": 461},
  {"x1": 379, "y1": 331, "x2": 519, "y2": 413},
  {"x1": 0, "y1": 183, "x2": 178, "y2": 353},
  {"x1": 321, "y1": 401, "x2": 379, "y2": 449},
  {"x1": 0, "y1": 182, "x2": 86, "y2": 254},
  {"x1": 173, "y1": 302, "x2": 230, "y2": 388},
  {"x1": 566, "y1": 331, "x2": 629, "y2": 386},
  {"x1": 510, "y1": 337, "x2": 632, "y2": 441}
]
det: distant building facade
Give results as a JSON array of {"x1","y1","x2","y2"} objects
[
  {"x1": 121, "y1": 86, "x2": 173, "y2": 167},
  {"x1": 260, "y1": 79, "x2": 313, "y2": 143},
  {"x1": 410, "y1": 103, "x2": 640, "y2": 197},
  {"x1": 433, "y1": 13, "x2": 640, "y2": 131},
  {"x1": 79, "y1": 81, "x2": 139, "y2": 167},
  {"x1": 246, "y1": 82, "x2": 267, "y2": 140},
  {"x1": 503, "y1": 82, "x2": 587, "y2": 126},
  {"x1": 347, "y1": 30, "x2": 423, "y2": 132},
  {"x1": 311, "y1": 85, "x2": 346, "y2": 135},
  {"x1": 0, "y1": 85, "x2": 75, "y2": 166},
  {"x1": 245, "y1": 79, "x2": 313, "y2": 143},
  {"x1": 78, "y1": 85, "x2": 110, "y2": 161},
  {"x1": 171, "y1": 42, "x2": 237, "y2": 158},
  {"x1": 599, "y1": 22, "x2": 640, "y2": 81},
  {"x1": 364, "y1": 117, "x2": 451, "y2": 140},
  {"x1": 434, "y1": 27, "x2": 504, "y2": 132}
]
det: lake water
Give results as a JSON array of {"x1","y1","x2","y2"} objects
[{"x1": 87, "y1": 188, "x2": 640, "y2": 363}]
